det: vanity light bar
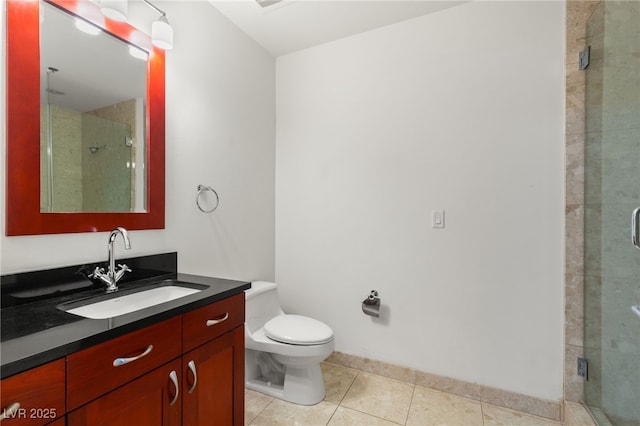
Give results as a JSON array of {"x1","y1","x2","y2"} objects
[{"x1": 99, "y1": 0, "x2": 174, "y2": 50}]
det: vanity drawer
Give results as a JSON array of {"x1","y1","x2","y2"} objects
[
  {"x1": 67, "y1": 316, "x2": 182, "y2": 410},
  {"x1": 183, "y1": 293, "x2": 245, "y2": 352},
  {"x1": 0, "y1": 359, "x2": 65, "y2": 426}
]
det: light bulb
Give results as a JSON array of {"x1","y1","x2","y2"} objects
[{"x1": 152, "y1": 16, "x2": 174, "y2": 50}]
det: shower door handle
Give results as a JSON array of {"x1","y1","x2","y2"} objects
[{"x1": 632, "y1": 208, "x2": 640, "y2": 250}]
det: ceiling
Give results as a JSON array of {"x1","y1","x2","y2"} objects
[{"x1": 208, "y1": 0, "x2": 466, "y2": 57}]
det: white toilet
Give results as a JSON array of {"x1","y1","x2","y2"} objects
[{"x1": 244, "y1": 281, "x2": 335, "y2": 405}]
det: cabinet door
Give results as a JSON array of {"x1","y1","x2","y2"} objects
[
  {"x1": 0, "y1": 359, "x2": 65, "y2": 426},
  {"x1": 67, "y1": 359, "x2": 182, "y2": 426},
  {"x1": 183, "y1": 327, "x2": 244, "y2": 426}
]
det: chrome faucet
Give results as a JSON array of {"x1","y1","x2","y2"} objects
[{"x1": 90, "y1": 227, "x2": 132, "y2": 293}]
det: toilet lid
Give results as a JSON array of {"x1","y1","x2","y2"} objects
[{"x1": 263, "y1": 315, "x2": 334, "y2": 345}]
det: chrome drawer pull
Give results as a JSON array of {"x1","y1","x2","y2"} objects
[
  {"x1": 187, "y1": 360, "x2": 198, "y2": 394},
  {"x1": 169, "y1": 370, "x2": 179, "y2": 406},
  {"x1": 113, "y1": 344, "x2": 154, "y2": 367},
  {"x1": 206, "y1": 312, "x2": 229, "y2": 326},
  {"x1": 0, "y1": 402, "x2": 21, "y2": 421}
]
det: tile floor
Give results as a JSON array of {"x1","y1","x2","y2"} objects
[{"x1": 245, "y1": 362, "x2": 563, "y2": 425}]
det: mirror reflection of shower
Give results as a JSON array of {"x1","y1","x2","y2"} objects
[
  {"x1": 39, "y1": 0, "x2": 147, "y2": 214},
  {"x1": 40, "y1": 63, "x2": 141, "y2": 213}
]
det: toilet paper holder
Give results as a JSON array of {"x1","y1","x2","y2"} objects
[{"x1": 362, "y1": 290, "x2": 380, "y2": 318}]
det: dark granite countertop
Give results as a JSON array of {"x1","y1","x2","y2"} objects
[{"x1": 0, "y1": 253, "x2": 250, "y2": 379}]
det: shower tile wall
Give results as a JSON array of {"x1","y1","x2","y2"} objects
[
  {"x1": 85, "y1": 99, "x2": 138, "y2": 212},
  {"x1": 40, "y1": 99, "x2": 136, "y2": 213},
  {"x1": 40, "y1": 104, "x2": 83, "y2": 212},
  {"x1": 81, "y1": 113, "x2": 132, "y2": 212}
]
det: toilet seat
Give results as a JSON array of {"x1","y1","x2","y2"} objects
[{"x1": 264, "y1": 315, "x2": 333, "y2": 346}]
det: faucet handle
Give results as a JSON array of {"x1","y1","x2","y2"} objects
[
  {"x1": 88, "y1": 266, "x2": 105, "y2": 279},
  {"x1": 89, "y1": 266, "x2": 112, "y2": 286},
  {"x1": 114, "y1": 264, "x2": 132, "y2": 283},
  {"x1": 118, "y1": 263, "x2": 132, "y2": 272}
]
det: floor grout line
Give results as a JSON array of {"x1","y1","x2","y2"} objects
[
  {"x1": 326, "y1": 369, "x2": 359, "y2": 425},
  {"x1": 246, "y1": 391, "x2": 274, "y2": 426},
  {"x1": 337, "y1": 368, "x2": 359, "y2": 406},
  {"x1": 404, "y1": 383, "x2": 417, "y2": 426},
  {"x1": 323, "y1": 401, "x2": 339, "y2": 426}
]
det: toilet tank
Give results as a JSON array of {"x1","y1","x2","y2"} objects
[{"x1": 245, "y1": 281, "x2": 285, "y2": 333}]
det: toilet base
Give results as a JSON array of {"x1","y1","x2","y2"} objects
[{"x1": 246, "y1": 364, "x2": 326, "y2": 405}]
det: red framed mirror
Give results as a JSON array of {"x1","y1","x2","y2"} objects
[{"x1": 6, "y1": 0, "x2": 165, "y2": 236}]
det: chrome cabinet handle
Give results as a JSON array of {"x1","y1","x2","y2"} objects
[
  {"x1": 169, "y1": 370, "x2": 179, "y2": 406},
  {"x1": 206, "y1": 313, "x2": 229, "y2": 326},
  {"x1": 0, "y1": 402, "x2": 21, "y2": 421},
  {"x1": 187, "y1": 360, "x2": 198, "y2": 394},
  {"x1": 113, "y1": 344, "x2": 153, "y2": 367},
  {"x1": 633, "y1": 208, "x2": 640, "y2": 250}
]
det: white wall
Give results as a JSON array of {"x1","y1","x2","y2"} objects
[
  {"x1": 0, "y1": 1, "x2": 275, "y2": 282},
  {"x1": 275, "y1": 0, "x2": 565, "y2": 401},
  {"x1": 161, "y1": 1, "x2": 275, "y2": 280}
]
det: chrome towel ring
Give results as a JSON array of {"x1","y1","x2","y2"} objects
[{"x1": 196, "y1": 185, "x2": 219, "y2": 213}]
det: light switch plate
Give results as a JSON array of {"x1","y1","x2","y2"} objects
[{"x1": 432, "y1": 210, "x2": 445, "y2": 229}]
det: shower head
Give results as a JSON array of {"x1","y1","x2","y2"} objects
[
  {"x1": 88, "y1": 145, "x2": 107, "y2": 154},
  {"x1": 45, "y1": 67, "x2": 64, "y2": 95}
]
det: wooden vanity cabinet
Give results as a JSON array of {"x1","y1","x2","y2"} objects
[
  {"x1": 0, "y1": 359, "x2": 65, "y2": 426},
  {"x1": 65, "y1": 293, "x2": 245, "y2": 426}
]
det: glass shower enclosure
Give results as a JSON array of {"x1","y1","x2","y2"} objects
[{"x1": 583, "y1": 1, "x2": 640, "y2": 425}]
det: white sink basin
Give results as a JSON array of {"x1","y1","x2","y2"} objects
[{"x1": 63, "y1": 285, "x2": 202, "y2": 319}]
